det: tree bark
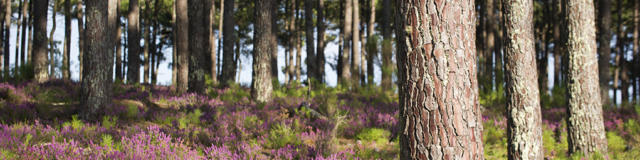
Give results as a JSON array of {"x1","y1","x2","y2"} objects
[
  {"x1": 1, "y1": 0, "x2": 5, "y2": 77},
  {"x1": 63, "y1": 0, "x2": 71, "y2": 79},
  {"x1": 49, "y1": 1, "x2": 57, "y2": 78},
  {"x1": 176, "y1": 0, "x2": 189, "y2": 92},
  {"x1": 20, "y1": 0, "x2": 27, "y2": 66},
  {"x1": 143, "y1": 2, "x2": 150, "y2": 84},
  {"x1": 127, "y1": 0, "x2": 140, "y2": 84},
  {"x1": 564, "y1": 0, "x2": 608, "y2": 156},
  {"x1": 108, "y1": 0, "x2": 117, "y2": 80},
  {"x1": 82, "y1": 0, "x2": 112, "y2": 119},
  {"x1": 172, "y1": 0, "x2": 177, "y2": 87},
  {"x1": 33, "y1": 0, "x2": 48, "y2": 82},
  {"x1": 366, "y1": 0, "x2": 376, "y2": 85},
  {"x1": 270, "y1": 0, "x2": 278, "y2": 82},
  {"x1": 304, "y1": 0, "x2": 315, "y2": 82},
  {"x1": 77, "y1": 0, "x2": 84, "y2": 81},
  {"x1": 316, "y1": 0, "x2": 325, "y2": 83},
  {"x1": 352, "y1": 0, "x2": 360, "y2": 86},
  {"x1": 217, "y1": 0, "x2": 224, "y2": 81},
  {"x1": 502, "y1": 0, "x2": 544, "y2": 158},
  {"x1": 295, "y1": 2, "x2": 301, "y2": 82},
  {"x1": 381, "y1": 0, "x2": 392, "y2": 90},
  {"x1": 340, "y1": 0, "x2": 352, "y2": 86},
  {"x1": 395, "y1": 0, "x2": 483, "y2": 159},
  {"x1": 220, "y1": 0, "x2": 236, "y2": 86},
  {"x1": 115, "y1": 0, "x2": 123, "y2": 81},
  {"x1": 251, "y1": 0, "x2": 275, "y2": 103},
  {"x1": 210, "y1": 0, "x2": 217, "y2": 84},
  {"x1": 188, "y1": 0, "x2": 210, "y2": 93},
  {"x1": 4, "y1": 0, "x2": 10, "y2": 77},
  {"x1": 14, "y1": 0, "x2": 21, "y2": 69},
  {"x1": 288, "y1": 0, "x2": 296, "y2": 83}
]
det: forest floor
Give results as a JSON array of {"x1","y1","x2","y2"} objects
[{"x1": 0, "y1": 80, "x2": 638, "y2": 159}]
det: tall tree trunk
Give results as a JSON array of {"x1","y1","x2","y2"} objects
[
  {"x1": 108, "y1": 0, "x2": 117, "y2": 81},
  {"x1": 28, "y1": 0, "x2": 33, "y2": 64},
  {"x1": 15, "y1": 0, "x2": 22, "y2": 69},
  {"x1": 49, "y1": 1, "x2": 57, "y2": 78},
  {"x1": 352, "y1": 0, "x2": 360, "y2": 86},
  {"x1": 217, "y1": 0, "x2": 224, "y2": 81},
  {"x1": 340, "y1": 0, "x2": 352, "y2": 86},
  {"x1": 209, "y1": 0, "x2": 217, "y2": 84},
  {"x1": 82, "y1": 0, "x2": 112, "y2": 119},
  {"x1": 295, "y1": 4, "x2": 302, "y2": 82},
  {"x1": 127, "y1": 0, "x2": 140, "y2": 84},
  {"x1": 77, "y1": 0, "x2": 84, "y2": 81},
  {"x1": 151, "y1": 0, "x2": 159, "y2": 85},
  {"x1": 381, "y1": 0, "x2": 392, "y2": 90},
  {"x1": 305, "y1": 0, "x2": 315, "y2": 82},
  {"x1": 143, "y1": 2, "x2": 150, "y2": 84},
  {"x1": 176, "y1": 0, "x2": 189, "y2": 92},
  {"x1": 270, "y1": 0, "x2": 278, "y2": 82},
  {"x1": 316, "y1": 0, "x2": 325, "y2": 83},
  {"x1": 188, "y1": 0, "x2": 210, "y2": 93},
  {"x1": 64, "y1": 0, "x2": 71, "y2": 79},
  {"x1": 565, "y1": 0, "x2": 609, "y2": 156},
  {"x1": 395, "y1": 0, "x2": 483, "y2": 159},
  {"x1": 33, "y1": 0, "x2": 48, "y2": 83},
  {"x1": 4, "y1": 0, "x2": 10, "y2": 77},
  {"x1": 220, "y1": 0, "x2": 235, "y2": 86},
  {"x1": 252, "y1": 0, "x2": 274, "y2": 102},
  {"x1": 115, "y1": 0, "x2": 123, "y2": 81},
  {"x1": 502, "y1": 0, "x2": 544, "y2": 158},
  {"x1": 552, "y1": 0, "x2": 562, "y2": 87},
  {"x1": 288, "y1": 0, "x2": 296, "y2": 83},
  {"x1": 1, "y1": 0, "x2": 5, "y2": 77},
  {"x1": 366, "y1": 0, "x2": 375, "y2": 85},
  {"x1": 485, "y1": 0, "x2": 496, "y2": 91},
  {"x1": 20, "y1": 0, "x2": 27, "y2": 66},
  {"x1": 171, "y1": 0, "x2": 177, "y2": 87},
  {"x1": 614, "y1": 0, "x2": 623, "y2": 106},
  {"x1": 597, "y1": 0, "x2": 613, "y2": 105}
]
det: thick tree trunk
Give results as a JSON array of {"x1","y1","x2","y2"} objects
[
  {"x1": 82, "y1": 0, "x2": 112, "y2": 119},
  {"x1": 564, "y1": 0, "x2": 608, "y2": 156},
  {"x1": 127, "y1": 0, "x2": 140, "y2": 84},
  {"x1": 502, "y1": 0, "x2": 544, "y2": 159},
  {"x1": 64, "y1": 0, "x2": 71, "y2": 79},
  {"x1": 316, "y1": 0, "x2": 325, "y2": 83},
  {"x1": 352, "y1": 0, "x2": 360, "y2": 86},
  {"x1": 340, "y1": 0, "x2": 352, "y2": 86},
  {"x1": 380, "y1": 0, "x2": 392, "y2": 90},
  {"x1": 251, "y1": 0, "x2": 275, "y2": 103},
  {"x1": 176, "y1": 0, "x2": 189, "y2": 92},
  {"x1": 304, "y1": 0, "x2": 315, "y2": 81},
  {"x1": 221, "y1": 0, "x2": 236, "y2": 86},
  {"x1": 395, "y1": 0, "x2": 483, "y2": 159},
  {"x1": 33, "y1": 0, "x2": 48, "y2": 83},
  {"x1": 188, "y1": 0, "x2": 210, "y2": 93},
  {"x1": 171, "y1": 0, "x2": 177, "y2": 87}
]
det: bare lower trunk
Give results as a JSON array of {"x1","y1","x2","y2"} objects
[
  {"x1": 251, "y1": 0, "x2": 275, "y2": 102},
  {"x1": 188, "y1": 0, "x2": 211, "y2": 93},
  {"x1": 176, "y1": 0, "x2": 189, "y2": 92},
  {"x1": 564, "y1": 0, "x2": 608, "y2": 156},
  {"x1": 220, "y1": 0, "x2": 236, "y2": 86},
  {"x1": 381, "y1": 0, "x2": 392, "y2": 90},
  {"x1": 33, "y1": 0, "x2": 48, "y2": 83},
  {"x1": 78, "y1": 0, "x2": 84, "y2": 81},
  {"x1": 82, "y1": 0, "x2": 112, "y2": 119},
  {"x1": 340, "y1": 0, "x2": 352, "y2": 86},
  {"x1": 49, "y1": 1, "x2": 57, "y2": 78},
  {"x1": 316, "y1": 0, "x2": 325, "y2": 83},
  {"x1": 351, "y1": 0, "x2": 360, "y2": 86},
  {"x1": 127, "y1": 0, "x2": 140, "y2": 84},
  {"x1": 304, "y1": 0, "x2": 315, "y2": 81},
  {"x1": 395, "y1": 0, "x2": 483, "y2": 159},
  {"x1": 4, "y1": 0, "x2": 11, "y2": 77},
  {"x1": 64, "y1": 0, "x2": 71, "y2": 79}
]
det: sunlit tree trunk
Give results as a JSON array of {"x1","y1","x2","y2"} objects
[
  {"x1": 176, "y1": 0, "x2": 189, "y2": 92},
  {"x1": 14, "y1": 1, "x2": 22, "y2": 68},
  {"x1": 33, "y1": 0, "x2": 48, "y2": 82},
  {"x1": 172, "y1": 0, "x2": 177, "y2": 87},
  {"x1": 115, "y1": 0, "x2": 123, "y2": 81},
  {"x1": 20, "y1": 0, "x2": 27, "y2": 66},
  {"x1": 209, "y1": 0, "x2": 217, "y2": 84},
  {"x1": 502, "y1": 0, "x2": 544, "y2": 158},
  {"x1": 395, "y1": 0, "x2": 483, "y2": 159},
  {"x1": 564, "y1": 0, "x2": 608, "y2": 156},
  {"x1": 252, "y1": 0, "x2": 275, "y2": 102}
]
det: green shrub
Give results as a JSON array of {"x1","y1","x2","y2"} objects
[
  {"x1": 101, "y1": 134, "x2": 114, "y2": 149},
  {"x1": 607, "y1": 132, "x2": 626, "y2": 153},
  {"x1": 483, "y1": 120, "x2": 507, "y2": 159},
  {"x1": 102, "y1": 116, "x2": 118, "y2": 129},
  {"x1": 62, "y1": 115, "x2": 85, "y2": 130},
  {"x1": 218, "y1": 84, "x2": 250, "y2": 104},
  {"x1": 178, "y1": 109, "x2": 203, "y2": 129},
  {"x1": 625, "y1": 119, "x2": 640, "y2": 136},
  {"x1": 479, "y1": 85, "x2": 506, "y2": 109},
  {"x1": 356, "y1": 128, "x2": 391, "y2": 145},
  {"x1": 266, "y1": 123, "x2": 301, "y2": 149}
]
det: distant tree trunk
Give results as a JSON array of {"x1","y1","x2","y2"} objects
[
  {"x1": 284, "y1": 0, "x2": 290, "y2": 84},
  {"x1": 381, "y1": 0, "x2": 392, "y2": 90},
  {"x1": 143, "y1": 2, "x2": 150, "y2": 84},
  {"x1": 340, "y1": 0, "x2": 352, "y2": 86},
  {"x1": 77, "y1": 0, "x2": 84, "y2": 81},
  {"x1": 288, "y1": 0, "x2": 296, "y2": 83},
  {"x1": 20, "y1": 0, "x2": 27, "y2": 66},
  {"x1": 613, "y1": 0, "x2": 623, "y2": 106},
  {"x1": 352, "y1": 0, "x2": 360, "y2": 86},
  {"x1": 217, "y1": 0, "x2": 224, "y2": 82},
  {"x1": 316, "y1": 0, "x2": 325, "y2": 83},
  {"x1": 270, "y1": 0, "x2": 278, "y2": 82},
  {"x1": 305, "y1": 0, "x2": 316, "y2": 81},
  {"x1": 502, "y1": 0, "x2": 544, "y2": 158},
  {"x1": 176, "y1": 0, "x2": 189, "y2": 92},
  {"x1": 4, "y1": 0, "x2": 10, "y2": 77},
  {"x1": 151, "y1": 0, "x2": 159, "y2": 85},
  {"x1": 28, "y1": 0, "x2": 33, "y2": 64},
  {"x1": 295, "y1": 5, "x2": 302, "y2": 82},
  {"x1": 252, "y1": 0, "x2": 275, "y2": 102},
  {"x1": 221, "y1": 0, "x2": 236, "y2": 86},
  {"x1": 14, "y1": 0, "x2": 22, "y2": 69},
  {"x1": 564, "y1": 0, "x2": 609, "y2": 156},
  {"x1": 115, "y1": 0, "x2": 123, "y2": 81},
  {"x1": 188, "y1": 0, "x2": 210, "y2": 93},
  {"x1": 108, "y1": 0, "x2": 117, "y2": 80},
  {"x1": 127, "y1": 0, "x2": 140, "y2": 84},
  {"x1": 49, "y1": 1, "x2": 57, "y2": 78},
  {"x1": 82, "y1": 0, "x2": 112, "y2": 119},
  {"x1": 63, "y1": 0, "x2": 71, "y2": 79},
  {"x1": 553, "y1": 0, "x2": 562, "y2": 87},
  {"x1": 210, "y1": 0, "x2": 217, "y2": 84},
  {"x1": 1, "y1": 0, "x2": 5, "y2": 77},
  {"x1": 33, "y1": 0, "x2": 48, "y2": 82},
  {"x1": 366, "y1": 0, "x2": 375, "y2": 85},
  {"x1": 172, "y1": 0, "x2": 177, "y2": 87},
  {"x1": 395, "y1": 0, "x2": 483, "y2": 159}
]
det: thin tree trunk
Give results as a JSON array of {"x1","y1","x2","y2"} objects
[
  {"x1": 270, "y1": 0, "x2": 278, "y2": 82},
  {"x1": 33, "y1": 0, "x2": 48, "y2": 83},
  {"x1": 340, "y1": 0, "x2": 352, "y2": 86},
  {"x1": 151, "y1": 0, "x2": 159, "y2": 85},
  {"x1": 115, "y1": 0, "x2": 123, "y2": 81},
  {"x1": 210, "y1": 0, "x2": 217, "y2": 84},
  {"x1": 553, "y1": 0, "x2": 562, "y2": 87},
  {"x1": 4, "y1": 0, "x2": 10, "y2": 77},
  {"x1": 172, "y1": 0, "x2": 177, "y2": 87},
  {"x1": 220, "y1": 0, "x2": 236, "y2": 86},
  {"x1": 143, "y1": 2, "x2": 150, "y2": 84},
  {"x1": 395, "y1": 0, "x2": 483, "y2": 158},
  {"x1": 28, "y1": 0, "x2": 33, "y2": 64},
  {"x1": 15, "y1": 0, "x2": 22, "y2": 69},
  {"x1": 1, "y1": 0, "x2": 5, "y2": 77},
  {"x1": 614, "y1": 0, "x2": 623, "y2": 106},
  {"x1": 305, "y1": 0, "x2": 315, "y2": 82},
  {"x1": 49, "y1": 1, "x2": 57, "y2": 78},
  {"x1": 352, "y1": 0, "x2": 360, "y2": 86},
  {"x1": 295, "y1": 4, "x2": 301, "y2": 82},
  {"x1": 176, "y1": 0, "x2": 189, "y2": 92},
  {"x1": 63, "y1": 0, "x2": 71, "y2": 79},
  {"x1": 127, "y1": 0, "x2": 140, "y2": 84},
  {"x1": 381, "y1": 0, "x2": 392, "y2": 90},
  {"x1": 188, "y1": 0, "x2": 210, "y2": 93},
  {"x1": 77, "y1": 0, "x2": 84, "y2": 81},
  {"x1": 252, "y1": 0, "x2": 275, "y2": 102},
  {"x1": 366, "y1": 0, "x2": 375, "y2": 85},
  {"x1": 565, "y1": 0, "x2": 608, "y2": 156},
  {"x1": 217, "y1": 0, "x2": 224, "y2": 81},
  {"x1": 316, "y1": 0, "x2": 325, "y2": 83},
  {"x1": 502, "y1": 0, "x2": 544, "y2": 158},
  {"x1": 288, "y1": 0, "x2": 296, "y2": 83},
  {"x1": 20, "y1": 0, "x2": 27, "y2": 66},
  {"x1": 81, "y1": 0, "x2": 112, "y2": 119}
]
